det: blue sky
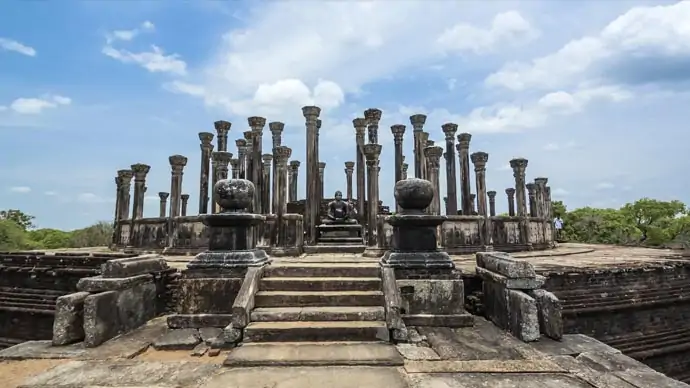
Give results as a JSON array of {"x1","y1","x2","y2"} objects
[{"x1": 1, "y1": 0, "x2": 689, "y2": 230}]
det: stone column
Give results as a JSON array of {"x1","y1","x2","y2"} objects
[
  {"x1": 420, "y1": 132, "x2": 430, "y2": 180},
  {"x1": 262, "y1": 154, "x2": 273, "y2": 214},
  {"x1": 181, "y1": 194, "x2": 189, "y2": 217},
  {"x1": 442, "y1": 123, "x2": 459, "y2": 216},
  {"x1": 158, "y1": 192, "x2": 169, "y2": 217},
  {"x1": 248, "y1": 117, "x2": 266, "y2": 214},
  {"x1": 526, "y1": 183, "x2": 537, "y2": 217},
  {"x1": 510, "y1": 158, "x2": 530, "y2": 246},
  {"x1": 289, "y1": 160, "x2": 300, "y2": 202},
  {"x1": 210, "y1": 152, "x2": 227, "y2": 213},
  {"x1": 198, "y1": 132, "x2": 214, "y2": 214},
  {"x1": 471, "y1": 152, "x2": 490, "y2": 248},
  {"x1": 402, "y1": 163, "x2": 409, "y2": 180},
  {"x1": 470, "y1": 194, "x2": 476, "y2": 215},
  {"x1": 117, "y1": 169, "x2": 133, "y2": 221},
  {"x1": 243, "y1": 131, "x2": 253, "y2": 187},
  {"x1": 344, "y1": 161, "x2": 355, "y2": 201},
  {"x1": 365, "y1": 108, "x2": 382, "y2": 144},
  {"x1": 274, "y1": 146, "x2": 292, "y2": 245},
  {"x1": 269, "y1": 122, "x2": 284, "y2": 216},
  {"x1": 545, "y1": 187, "x2": 552, "y2": 219},
  {"x1": 457, "y1": 133, "x2": 472, "y2": 216},
  {"x1": 303, "y1": 106, "x2": 321, "y2": 245},
  {"x1": 114, "y1": 176, "x2": 122, "y2": 225},
  {"x1": 364, "y1": 143, "x2": 382, "y2": 246},
  {"x1": 318, "y1": 162, "x2": 326, "y2": 203},
  {"x1": 506, "y1": 188, "x2": 516, "y2": 216},
  {"x1": 487, "y1": 191, "x2": 497, "y2": 216},
  {"x1": 230, "y1": 158, "x2": 240, "y2": 179},
  {"x1": 423, "y1": 146, "x2": 444, "y2": 215},
  {"x1": 236, "y1": 139, "x2": 247, "y2": 179},
  {"x1": 391, "y1": 124, "x2": 406, "y2": 211},
  {"x1": 214, "y1": 120, "x2": 231, "y2": 152},
  {"x1": 409, "y1": 114, "x2": 427, "y2": 179},
  {"x1": 534, "y1": 177, "x2": 548, "y2": 218},
  {"x1": 353, "y1": 118, "x2": 367, "y2": 220},
  {"x1": 130, "y1": 163, "x2": 150, "y2": 220}
]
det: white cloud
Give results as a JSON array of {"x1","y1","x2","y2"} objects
[
  {"x1": 0, "y1": 37, "x2": 36, "y2": 56},
  {"x1": 9, "y1": 186, "x2": 31, "y2": 193},
  {"x1": 103, "y1": 45, "x2": 187, "y2": 75},
  {"x1": 486, "y1": 2, "x2": 690, "y2": 91},
  {"x1": 437, "y1": 11, "x2": 539, "y2": 54},
  {"x1": 105, "y1": 21, "x2": 155, "y2": 44},
  {"x1": 8, "y1": 94, "x2": 72, "y2": 115}
]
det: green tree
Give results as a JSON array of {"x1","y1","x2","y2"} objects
[
  {"x1": 0, "y1": 219, "x2": 35, "y2": 251},
  {"x1": 0, "y1": 209, "x2": 35, "y2": 230},
  {"x1": 68, "y1": 221, "x2": 114, "y2": 248},
  {"x1": 28, "y1": 228, "x2": 73, "y2": 249},
  {"x1": 619, "y1": 198, "x2": 685, "y2": 243}
]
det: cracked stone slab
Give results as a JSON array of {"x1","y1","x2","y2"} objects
[
  {"x1": 152, "y1": 329, "x2": 201, "y2": 350},
  {"x1": 406, "y1": 372, "x2": 593, "y2": 388},
  {"x1": 396, "y1": 344, "x2": 441, "y2": 361},
  {"x1": 532, "y1": 334, "x2": 621, "y2": 357},
  {"x1": 404, "y1": 359, "x2": 565, "y2": 373}
]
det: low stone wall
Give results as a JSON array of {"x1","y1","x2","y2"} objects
[
  {"x1": 0, "y1": 252, "x2": 136, "y2": 349},
  {"x1": 543, "y1": 261, "x2": 690, "y2": 383}
]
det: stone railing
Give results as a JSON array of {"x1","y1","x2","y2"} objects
[{"x1": 477, "y1": 251, "x2": 563, "y2": 342}]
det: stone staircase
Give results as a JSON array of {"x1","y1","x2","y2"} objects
[
  {"x1": 305, "y1": 224, "x2": 365, "y2": 254},
  {"x1": 243, "y1": 263, "x2": 389, "y2": 342}
]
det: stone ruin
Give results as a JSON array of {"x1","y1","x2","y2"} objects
[{"x1": 111, "y1": 106, "x2": 556, "y2": 257}]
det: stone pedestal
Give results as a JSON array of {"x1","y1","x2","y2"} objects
[{"x1": 380, "y1": 179, "x2": 473, "y2": 331}]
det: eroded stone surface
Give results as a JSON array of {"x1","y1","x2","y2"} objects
[
  {"x1": 152, "y1": 329, "x2": 201, "y2": 350},
  {"x1": 396, "y1": 344, "x2": 441, "y2": 361}
]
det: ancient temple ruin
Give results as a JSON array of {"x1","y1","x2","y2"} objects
[{"x1": 112, "y1": 106, "x2": 555, "y2": 256}]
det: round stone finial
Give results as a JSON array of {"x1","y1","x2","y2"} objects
[
  {"x1": 213, "y1": 179, "x2": 255, "y2": 212},
  {"x1": 394, "y1": 178, "x2": 434, "y2": 213}
]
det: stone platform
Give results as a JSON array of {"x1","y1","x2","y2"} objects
[
  {"x1": 3, "y1": 317, "x2": 687, "y2": 388},
  {"x1": 308, "y1": 223, "x2": 366, "y2": 254}
]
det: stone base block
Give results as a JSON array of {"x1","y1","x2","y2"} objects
[
  {"x1": 403, "y1": 313, "x2": 474, "y2": 327},
  {"x1": 167, "y1": 314, "x2": 234, "y2": 329},
  {"x1": 476, "y1": 267, "x2": 545, "y2": 290},
  {"x1": 270, "y1": 246, "x2": 303, "y2": 257},
  {"x1": 52, "y1": 292, "x2": 90, "y2": 346},
  {"x1": 362, "y1": 247, "x2": 387, "y2": 258},
  {"x1": 529, "y1": 289, "x2": 563, "y2": 340},
  {"x1": 507, "y1": 289, "x2": 539, "y2": 342},
  {"x1": 77, "y1": 274, "x2": 152, "y2": 292},
  {"x1": 187, "y1": 249, "x2": 269, "y2": 269},
  {"x1": 176, "y1": 278, "x2": 244, "y2": 315},
  {"x1": 303, "y1": 245, "x2": 366, "y2": 254},
  {"x1": 396, "y1": 278, "x2": 466, "y2": 317},
  {"x1": 381, "y1": 251, "x2": 454, "y2": 269},
  {"x1": 152, "y1": 328, "x2": 201, "y2": 350},
  {"x1": 101, "y1": 255, "x2": 169, "y2": 278}
]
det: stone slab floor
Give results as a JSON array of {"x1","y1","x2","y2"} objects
[{"x1": 2, "y1": 317, "x2": 687, "y2": 388}]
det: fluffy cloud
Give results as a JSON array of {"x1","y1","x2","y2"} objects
[
  {"x1": 9, "y1": 186, "x2": 31, "y2": 193},
  {"x1": 103, "y1": 21, "x2": 186, "y2": 76},
  {"x1": 169, "y1": 2, "x2": 538, "y2": 118},
  {"x1": 7, "y1": 94, "x2": 71, "y2": 115},
  {"x1": 0, "y1": 37, "x2": 36, "y2": 56},
  {"x1": 437, "y1": 11, "x2": 539, "y2": 54},
  {"x1": 485, "y1": 2, "x2": 690, "y2": 91}
]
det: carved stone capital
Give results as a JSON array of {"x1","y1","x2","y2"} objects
[
  {"x1": 262, "y1": 153, "x2": 273, "y2": 166},
  {"x1": 158, "y1": 192, "x2": 169, "y2": 200},
  {"x1": 364, "y1": 108, "x2": 382, "y2": 125},
  {"x1": 131, "y1": 163, "x2": 151, "y2": 180},
  {"x1": 214, "y1": 120, "x2": 231, "y2": 134},
  {"x1": 424, "y1": 146, "x2": 444, "y2": 165},
  {"x1": 248, "y1": 116, "x2": 266, "y2": 130},
  {"x1": 442, "y1": 123, "x2": 458, "y2": 140},
  {"x1": 409, "y1": 114, "x2": 427, "y2": 130},
  {"x1": 243, "y1": 130, "x2": 253, "y2": 141},
  {"x1": 289, "y1": 160, "x2": 301, "y2": 170},
  {"x1": 180, "y1": 194, "x2": 190, "y2": 201},
  {"x1": 363, "y1": 143, "x2": 383, "y2": 161},
  {"x1": 117, "y1": 169, "x2": 133, "y2": 182},
  {"x1": 470, "y1": 151, "x2": 489, "y2": 170},
  {"x1": 526, "y1": 183, "x2": 536, "y2": 195},
  {"x1": 487, "y1": 191, "x2": 497, "y2": 200},
  {"x1": 353, "y1": 118, "x2": 367, "y2": 137},
  {"x1": 509, "y1": 158, "x2": 529, "y2": 176},
  {"x1": 344, "y1": 161, "x2": 355, "y2": 171},
  {"x1": 390, "y1": 124, "x2": 406, "y2": 141},
  {"x1": 457, "y1": 133, "x2": 472, "y2": 148},
  {"x1": 198, "y1": 132, "x2": 215, "y2": 145},
  {"x1": 534, "y1": 177, "x2": 549, "y2": 187},
  {"x1": 318, "y1": 162, "x2": 326, "y2": 171},
  {"x1": 274, "y1": 146, "x2": 292, "y2": 163},
  {"x1": 505, "y1": 188, "x2": 516, "y2": 196},
  {"x1": 302, "y1": 105, "x2": 321, "y2": 118},
  {"x1": 235, "y1": 139, "x2": 247, "y2": 147}
]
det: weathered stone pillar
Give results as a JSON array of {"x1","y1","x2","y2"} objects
[
  {"x1": 248, "y1": 117, "x2": 266, "y2": 214},
  {"x1": 198, "y1": 132, "x2": 214, "y2": 214},
  {"x1": 534, "y1": 177, "x2": 548, "y2": 218},
  {"x1": 442, "y1": 123, "x2": 459, "y2": 216},
  {"x1": 526, "y1": 183, "x2": 537, "y2": 217},
  {"x1": 230, "y1": 158, "x2": 240, "y2": 179},
  {"x1": 303, "y1": 106, "x2": 321, "y2": 245},
  {"x1": 410, "y1": 114, "x2": 427, "y2": 179},
  {"x1": 318, "y1": 162, "x2": 326, "y2": 203},
  {"x1": 131, "y1": 163, "x2": 151, "y2": 220},
  {"x1": 274, "y1": 146, "x2": 292, "y2": 247},
  {"x1": 470, "y1": 194, "x2": 476, "y2": 215},
  {"x1": 471, "y1": 152, "x2": 490, "y2": 248},
  {"x1": 424, "y1": 146, "x2": 444, "y2": 215},
  {"x1": 545, "y1": 186, "x2": 552, "y2": 219},
  {"x1": 344, "y1": 161, "x2": 355, "y2": 201},
  {"x1": 243, "y1": 131, "x2": 253, "y2": 188},
  {"x1": 262, "y1": 154, "x2": 272, "y2": 214},
  {"x1": 506, "y1": 188, "x2": 516, "y2": 216},
  {"x1": 510, "y1": 158, "x2": 530, "y2": 246},
  {"x1": 353, "y1": 118, "x2": 367, "y2": 220},
  {"x1": 457, "y1": 133, "x2": 472, "y2": 216},
  {"x1": 269, "y1": 122, "x2": 284, "y2": 216},
  {"x1": 487, "y1": 191, "x2": 497, "y2": 216},
  {"x1": 114, "y1": 176, "x2": 122, "y2": 225},
  {"x1": 289, "y1": 160, "x2": 300, "y2": 202},
  {"x1": 181, "y1": 194, "x2": 189, "y2": 217},
  {"x1": 364, "y1": 143, "x2": 383, "y2": 246},
  {"x1": 420, "y1": 132, "x2": 430, "y2": 180},
  {"x1": 236, "y1": 139, "x2": 247, "y2": 179},
  {"x1": 158, "y1": 192, "x2": 169, "y2": 217},
  {"x1": 402, "y1": 163, "x2": 409, "y2": 180},
  {"x1": 365, "y1": 108, "x2": 382, "y2": 144},
  {"x1": 211, "y1": 151, "x2": 231, "y2": 213},
  {"x1": 391, "y1": 124, "x2": 406, "y2": 211},
  {"x1": 117, "y1": 169, "x2": 133, "y2": 221},
  {"x1": 214, "y1": 120, "x2": 230, "y2": 152}
]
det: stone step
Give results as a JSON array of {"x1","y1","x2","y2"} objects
[
  {"x1": 254, "y1": 290, "x2": 384, "y2": 308},
  {"x1": 260, "y1": 277, "x2": 381, "y2": 292},
  {"x1": 318, "y1": 237, "x2": 364, "y2": 244},
  {"x1": 265, "y1": 264, "x2": 379, "y2": 278},
  {"x1": 243, "y1": 321, "x2": 389, "y2": 342},
  {"x1": 303, "y1": 245, "x2": 366, "y2": 254},
  {"x1": 251, "y1": 306, "x2": 385, "y2": 322}
]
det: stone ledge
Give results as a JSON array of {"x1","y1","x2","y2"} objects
[
  {"x1": 476, "y1": 267, "x2": 545, "y2": 289},
  {"x1": 403, "y1": 359, "x2": 565, "y2": 373},
  {"x1": 403, "y1": 314, "x2": 474, "y2": 328},
  {"x1": 476, "y1": 251, "x2": 537, "y2": 278},
  {"x1": 76, "y1": 274, "x2": 153, "y2": 292},
  {"x1": 167, "y1": 314, "x2": 234, "y2": 329}
]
